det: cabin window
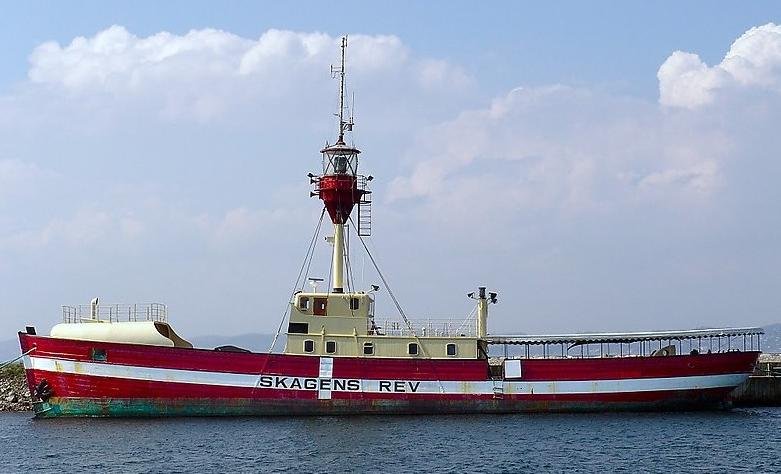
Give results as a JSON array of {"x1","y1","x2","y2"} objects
[
  {"x1": 90, "y1": 348, "x2": 107, "y2": 361},
  {"x1": 408, "y1": 343, "x2": 419, "y2": 356},
  {"x1": 287, "y1": 322, "x2": 308, "y2": 334},
  {"x1": 298, "y1": 296, "x2": 310, "y2": 311},
  {"x1": 446, "y1": 343, "x2": 457, "y2": 357},
  {"x1": 304, "y1": 340, "x2": 315, "y2": 353},
  {"x1": 350, "y1": 297, "x2": 360, "y2": 310},
  {"x1": 363, "y1": 342, "x2": 374, "y2": 355},
  {"x1": 314, "y1": 297, "x2": 328, "y2": 316},
  {"x1": 326, "y1": 341, "x2": 337, "y2": 354}
]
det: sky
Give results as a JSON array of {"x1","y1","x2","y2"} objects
[{"x1": 0, "y1": 1, "x2": 780, "y2": 339}]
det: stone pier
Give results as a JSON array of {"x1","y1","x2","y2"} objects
[{"x1": 732, "y1": 353, "x2": 781, "y2": 407}]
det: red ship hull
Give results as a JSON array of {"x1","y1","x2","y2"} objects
[{"x1": 18, "y1": 333, "x2": 759, "y2": 417}]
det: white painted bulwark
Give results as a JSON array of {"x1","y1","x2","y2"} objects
[{"x1": 504, "y1": 359, "x2": 522, "y2": 379}]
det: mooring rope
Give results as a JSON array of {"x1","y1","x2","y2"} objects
[{"x1": 0, "y1": 347, "x2": 36, "y2": 371}]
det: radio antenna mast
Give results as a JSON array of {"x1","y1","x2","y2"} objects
[{"x1": 330, "y1": 36, "x2": 353, "y2": 144}]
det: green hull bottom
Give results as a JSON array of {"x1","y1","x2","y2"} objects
[{"x1": 33, "y1": 396, "x2": 732, "y2": 418}]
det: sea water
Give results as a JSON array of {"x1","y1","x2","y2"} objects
[{"x1": 1, "y1": 409, "x2": 779, "y2": 472}]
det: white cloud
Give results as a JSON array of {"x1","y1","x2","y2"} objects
[
  {"x1": 0, "y1": 204, "x2": 294, "y2": 252},
  {"x1": 658, "y1": 23, "x2": 781, "y2": 108},
  {"x1": 637, "y1": 160, "x2": 720, "y2": 194},
  {"x1": 30, "y1": 26, "x2": 250, "y2": 90},
  {"x1": 25, "y1": 26, "x2": 471, "y2": 123},
  {"x1": 2, "y1": 209, "x2": 129, "y2": 249},
  {"x1": 195, "y1": 207, "x2": 291, "y2": 246},
  {"x1": 417, "y1": 59, "x2": 472, "y2": 90},
  {"x1": 0, "y1": 159, "x2": 58, "y2": 199},
  {"x1": 387, "y1": 85, "x2": 727, "y2": 225}
]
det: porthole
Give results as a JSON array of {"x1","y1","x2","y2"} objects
[
  {"x1": 363, "y1": 342, "x2": 374, "y2": 355},
  {"x1": 446, "y1": 343, "x2": 457, "y2": 357},
  {"x1": 304, "y1": 340, "x2": 315, "y2": 353},
  {"x1": 326, "y1": 341, "x2": 337, "y2": 354},
  {"x1": 408, "y1": 343, "x2": 419, "y2": 356}
]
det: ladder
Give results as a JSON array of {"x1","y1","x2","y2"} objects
[{"x1": 358, "y1": 191, "x2": 372, "y2": 236}]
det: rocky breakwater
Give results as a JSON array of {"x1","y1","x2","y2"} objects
[{"x1": 0, "y1": 363, "x2": 32, "y2": 411}]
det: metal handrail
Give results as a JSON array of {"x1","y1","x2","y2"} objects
[
  {"x1": 372, "y1": 318, "x2": 477, "y2": 337},
  {"x1": 61, "y1": 303, "x2": 167, "y2": 323},
  {"x1": 486, "y1": 327, "x2": 764, "y2": 345}
]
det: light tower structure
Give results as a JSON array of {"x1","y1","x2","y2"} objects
[
  {"x1": 284, "y1": 36, "x2": 480, "y2": 359},
  {"x1": 310, "y1": 36, "x2": 369, "y2": 294}
]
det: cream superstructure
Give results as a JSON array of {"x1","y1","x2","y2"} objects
[{"x1": 283, "y1": 290, "x2": 482, "y2": 359}]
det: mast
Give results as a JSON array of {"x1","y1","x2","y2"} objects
[
  {"x1": 337, "y1": 36, "x2": 347, "y2": 143},
  {"x1": 332, "y1": 221, "x2": 346, "y2": 291},
  {"x1": 310, "y1": 35, "x2": 365, "y2": 294},
  {"x1": 331, "y1": 36, "x2": 347, "y2": 292},
  {"x1": 469, "y1": 287, "x2": 498, "y2": 339}
]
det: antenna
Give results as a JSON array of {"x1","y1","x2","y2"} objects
[{"x1": 330, "y1": 35, "x2": 354, "y2": 143}]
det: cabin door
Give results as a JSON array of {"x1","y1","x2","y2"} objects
[{"x1": 313, "y1": 297, "x2": 328, "y2": 316}]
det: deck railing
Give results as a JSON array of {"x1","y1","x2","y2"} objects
[
  {"x1": 486, "y1": 328, "x2": 764, "y2": 359},
  {"x1": 61, "y1": 303, "x2": 167, "y2": 323},
  {"x1": 371, "y1": 318, "x2": 476, "y2": 337}
]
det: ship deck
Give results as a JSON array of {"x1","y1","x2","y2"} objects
[{"x1": 485, "y1": 327, "x2": 764, "y2": 345}]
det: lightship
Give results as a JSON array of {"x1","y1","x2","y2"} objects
[{"x1": 18, "y1": 37, "x2": 762, "y2": 417}]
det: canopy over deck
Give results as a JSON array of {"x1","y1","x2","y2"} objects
[{"x1": 485, "y1": 327, "x2": 764, "y2": 346}]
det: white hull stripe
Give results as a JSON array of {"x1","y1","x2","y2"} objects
[{"x1": 27, "y1": 356, "x2": 749, "y2": 396}]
